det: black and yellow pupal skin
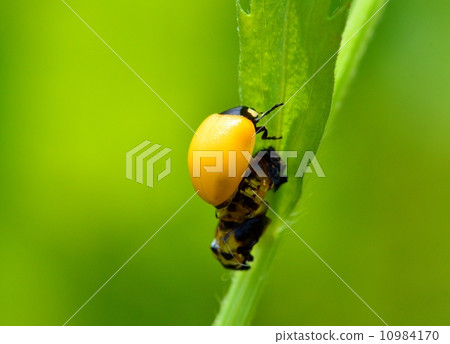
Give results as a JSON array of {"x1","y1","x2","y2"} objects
[{"x1": 211, "y1": 148, "x2": 287, "y2": 270}]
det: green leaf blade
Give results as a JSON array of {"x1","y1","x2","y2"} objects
[
  {"x1": 332, "y1": 0, "x2": 388, "y2": 115},
  {"x1": 213, "y1": 0, "x2": 386, "y2": 326}
]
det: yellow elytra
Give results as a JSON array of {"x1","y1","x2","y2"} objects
[{"x1": 188, "y1": 104, "x2": 282, "y2": 207}]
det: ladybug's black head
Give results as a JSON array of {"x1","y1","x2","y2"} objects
[{"x1": 219, "y1": 103, "x2": 283, "y2": 127}]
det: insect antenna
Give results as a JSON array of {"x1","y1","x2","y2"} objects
[{"x1": 255, "y1": 103, "x2": 284, "y2": 122}]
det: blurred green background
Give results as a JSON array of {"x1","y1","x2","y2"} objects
[{"x1": 1, "y1": 0, "x2": 449, "y2": 325}]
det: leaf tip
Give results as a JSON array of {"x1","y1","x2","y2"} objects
[{"x1": 237, "y1": 0, "x2": 251, "y2": 16}]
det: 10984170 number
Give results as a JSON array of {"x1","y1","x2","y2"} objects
[{"x1": 380, "y1": 330, "x2": 439, "y2": 341}]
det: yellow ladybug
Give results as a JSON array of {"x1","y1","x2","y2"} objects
[{"x1": 188, "y1": 104, "x2": 282, "y2": 208}]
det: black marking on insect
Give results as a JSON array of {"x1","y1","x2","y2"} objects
[
  {"x1": 220, "y1": 104, "x2": 284, "y2": 140},
  {"x1": 211, "y1": 147, "x2": 287, "y2": 270}
]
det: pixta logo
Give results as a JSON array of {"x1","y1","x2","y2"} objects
[
  {"x1": 126, "y1": 140, "x2": 171, "y2": 187},
  {"x1": 191, "y1": 150, "x2": 325, "y2": 178}
]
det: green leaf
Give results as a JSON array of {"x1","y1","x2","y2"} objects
[
  {"x1": 332, "y1": 0, "x2": 389, "y2": 116},
  {"x1": 238, "y1": 0, "x2": 350, "y2": 219},
  {"x1": 213, "y1": 0, "x2": 387, "y2": 326}
]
